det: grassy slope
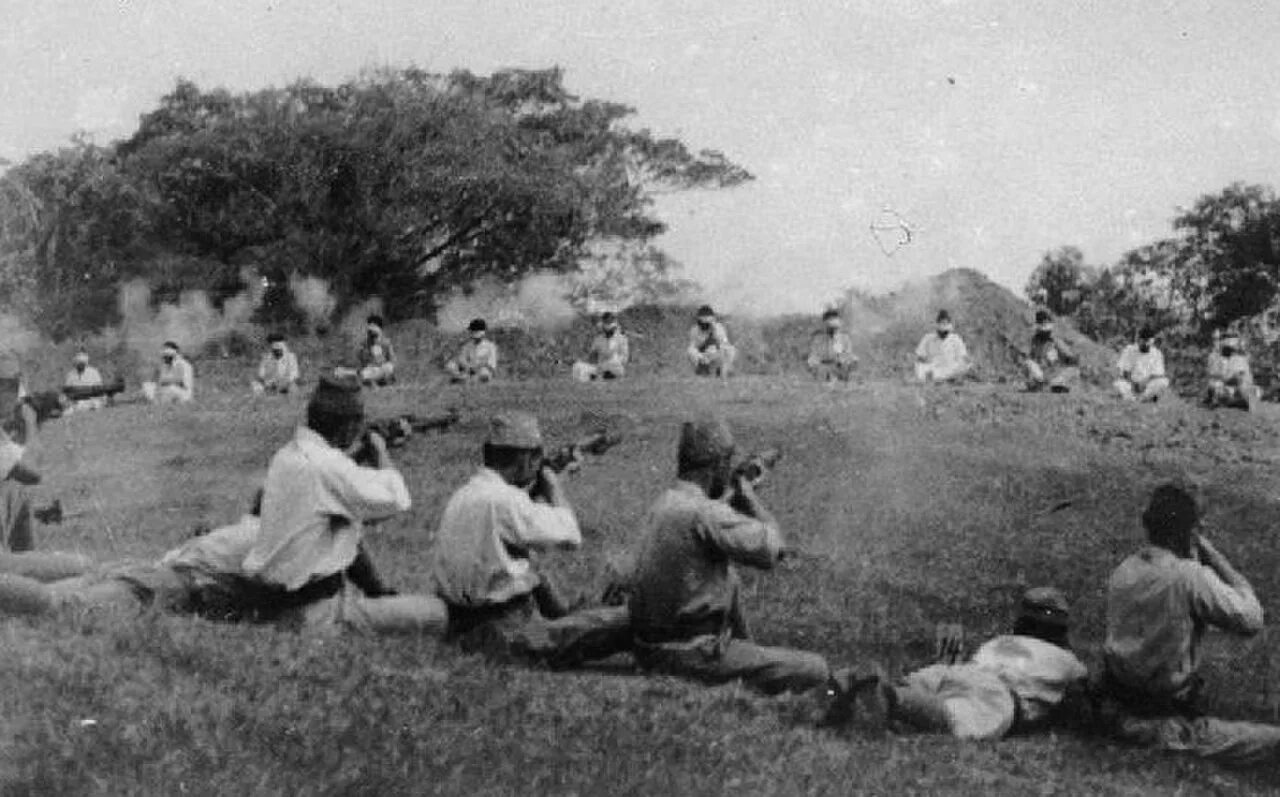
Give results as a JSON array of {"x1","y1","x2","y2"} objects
[{"x1": 4, "y1": 371, "x2": 1280, "y2": 794}]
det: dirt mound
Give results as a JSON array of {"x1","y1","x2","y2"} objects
[{"x1": 846, "y1": 268, "x2": 1115, "y2": 383}]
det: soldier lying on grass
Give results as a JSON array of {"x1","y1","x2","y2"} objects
[
  {"x1": 0, "y1": 486, "x2": 448, "y2": 635},
  {"x1": 819, "y1": 587, "x2": 1088, "y2": 738}
]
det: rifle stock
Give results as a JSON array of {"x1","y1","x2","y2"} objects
[{"x1": 544, "y1": 429, "x2": 624, "y2": 473}]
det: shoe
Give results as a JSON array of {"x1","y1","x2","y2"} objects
[{"x1": 819, "y1": 664, "x2": 887, "y2": 729}]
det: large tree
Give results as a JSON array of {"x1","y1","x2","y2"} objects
[{"x1": 116, "y1": 68, "x2": 750, "y2": 321}]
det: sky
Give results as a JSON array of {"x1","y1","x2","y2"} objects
[{"x1": 4, "y1": 1, "x2": 1280, "y2": 315}]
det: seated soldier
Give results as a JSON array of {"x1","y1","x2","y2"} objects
[
  {"x1": 240, "y1": 375, "x2": 447, "y2": 635},
  {"x1": 64, "y1": 350, "x2": 106, "y2": 412},
  {"x1": 429, "y1": 412, "x2": 631, "y2": 667},
  {"x1": 914, "y1": 310, "x2": 971, "y2": 383},
  {"x1": 1098, "y1": 483, "x2": 1280, "y2": 767},
  {"x1": 687, "y1": 305, "x2": 737, "y2": 377},
  {"x1": 142, "y1": 341, "x2": 195, "y2": 404},
  {"x1": 627, "y1": 416, "x2": 829, "y2": 695},
  {"x1": 821, "y1": 587, "x2": 1088, "y2": 739},
  {"x1": 1113, "y1": 327, "x2": 1170, "y2": 403},
  {"x1": 1024, "y1": 310, "x2": 1079, "y2": 393},
  {"x1": 572, "y1": 312, "x2": 630, "y2": 382},
  {"x1": 807, "y1": 308, "x2": 858, "y2": 382},
  {"x1": 446, "y1": 318, "x2": 498, "y2": 384},
  {"x1": 357, "y1": 315, "x2": 396, "y2": 387},
  {"x1": 0, "y1": 354, "x2": 39, "y2": 552},
  {"x1": 1205, "y1": 335, "x2": 1259, "y2": 411}
]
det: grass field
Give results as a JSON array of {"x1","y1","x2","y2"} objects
[{"x1": 4, "y1": 368, "x2": 1280, "y2": 795}]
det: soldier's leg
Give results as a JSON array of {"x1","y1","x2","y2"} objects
[
  {"x1": 512, "y1": 605, "x2": 633, "y2": 668},
  {"x1": 1115, "y1": 713, "x2": 1280, "y2": 767},
  {"x1": 0, "y1": 480, "x2": 34, "y2": 552},
  {"x1": 348, "y1": 593, "x2": 450, "y2": 635},
  {"x1": 0, "y1": 550, "x2": 94, "y2": 581},
  {"x1": 1114, "y1": 379, "x2": 1136, "y2": 400},
  {"x1": 893, "y1": 664, "x2": 1017, "y2": 739},
  {"x1": 914, "y1": 362, "x2": 933, "y2": 382},
  {"x1": 639, "y1": 635, "x2": 829, "y2": 695},
  {"x1": 0, "y1": 573, "x2": 57, "y2": 616}
]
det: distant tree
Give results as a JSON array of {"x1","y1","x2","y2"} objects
[
  {"x1": 566, "y1": 239, "x2": 699, "y2": 312},
  {"x1": 0, "y1": 139, "x2": 155, "y2": 337},
  {"x1": 1172, "y1": 182, "x2": 1280, "y2": 331},
  {"x1": 1025, "y1": 246, "x2": 1096, "y2": 316}
]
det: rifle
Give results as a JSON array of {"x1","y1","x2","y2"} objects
[
  {"x1": 62, "y1": 376, "x2": 127, "y2": 404},
  {"x1": 544, "y1": 428, "x2": 624, "y2": 474},
  {"x1": 365, "y1": 407, "x2": 462, "y2": 449},
  {"x1": 733, "y1": 447, "x2": 782, "y2": 485},
  {"x1": 353, "y1": 408, "x2": 462, "y2": 466}
]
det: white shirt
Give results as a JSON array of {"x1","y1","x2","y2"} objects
[
  {"x1": 589, "y1": 331, "x2": 630, "y2": 366},
  {"x1": 1105, "y1": 545, "x2": 1263, "y2": 700},
  {"x1": 242, "y1": 426, "x2": 411, "y2": 590},
  {"x1": 915, "y1": 332, "x2": 969, "y2": 370},
  {"x1": 156, "y1": 356, "x2": 194, "y2": 391},
  {"x1": 970, "y1": 635, "x2": 1088, "y2": 725},
  {"x1": 1116, "y1": 344, "x2": 1166, "y2": 383},
  {"x1": 258, "y1": 349, "x2": 301, "y2": 385},
  {"x1": 688, "y1": 322, "x2": 732, "y2": 358},
  {"x1": 161, "y1": 515, "x2": 260, "y2": 574},
  {"x1": 430, "y1": 468, "x2": 581, "y2": 607},
  {"x1": 456, "y1": 338, "x2": 498, "y2": 371},
  {"x1": 64, "y1": 366, "x2": 104, "y2": 389}
]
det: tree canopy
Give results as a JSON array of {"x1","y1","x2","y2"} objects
[
  {"x1": 0, "y1": 67, "x2": 752, "y2": 337},
  {"x1": 1032, "y1": 182, "x2": 1280, "y2": 344}
]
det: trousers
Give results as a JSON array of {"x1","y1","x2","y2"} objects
[
  {"x1": 632, "y1": 632, "x2": 829, "y2": 695},
  {"x1": 447, "y1": 593, "x2": 633, "y2": 668}
]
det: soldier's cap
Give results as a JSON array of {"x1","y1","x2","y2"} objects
[
  {"x1": 601, "y1": 311, "x2": 617, "y2": 323},
  {"x1": 267, "y1": 332, "x2": 285, "y2": 344},
  {"x1": 822, "y1": 307, "x2": 841, "y2": 320},
  {"x1": 1138, "y1": 326, "x2": 1156, "y2": 340},
  {"x1": 162, "y1": 340, "x2": 180, "y2": 353},
  {"x1": 366, "y1": 314, "x2": 384, "y2": 328},
  {"x1": 0, "y1": 352, "x2": 21, "y2": 379},
  {"x1": 1034, "y1": 309, "x2": 1052, "y2": 325},
  {"x1": 936, "y1": 309, "x2": 952, "y2": 323},
  {"x1": 1143, "y1": 482, "x2": 1200, "y2": 533},
  {"x1": 1019, "y1": 586, "x2": 1070, "y2": 627},
  {"x1": 469, "y1": 318, "x2": 488, "y2": 333},
  {"x1": 487, "y1": 411, "x2": 543, "y2": 449},
  {"x1": 308, "y1": 372, "x2": 364, "y2": 419},
  {"x1": 678, "y1": 415, "x2": 736, "y2": 468},
  {"x1": 696, "y1": 305, "x2": 716, "y2": 318},
  {"x1": 72, "y1": 351, "x2": 90, "y2": 365},
  {"x1": 1221, "y1": 335, "x2": 1242, "y2": 348}
]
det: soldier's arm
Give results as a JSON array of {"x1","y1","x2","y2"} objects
[
  {"x1": 1189, "y1": 536, "x2": 1263, "y2": 636},
  {"x1": 700, "y1": 481, "x2": 784, "y2": 569}
]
